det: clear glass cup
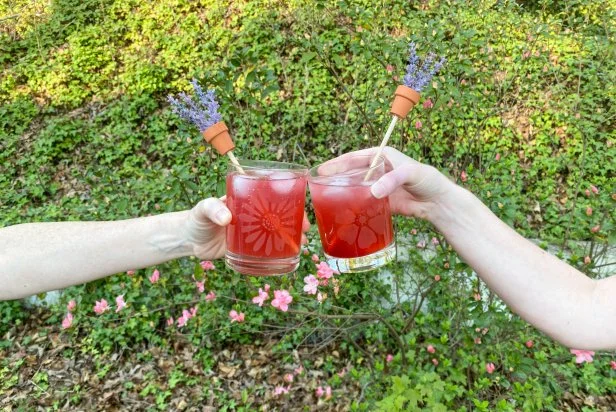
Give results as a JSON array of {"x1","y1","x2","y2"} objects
[
  {"x1": 225, "y1": 159, "x2": 308, "y2": 276},
  {"x1": 308, "y1": 154, "x2": 396, "y2": 273}
]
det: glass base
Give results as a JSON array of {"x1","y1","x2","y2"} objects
[
  {"x1": 325, "y1": 241, "x2": 396, "y2": 273},
  {"x1": 225, "y1": 251, "x2": 299, "y2": 276}
]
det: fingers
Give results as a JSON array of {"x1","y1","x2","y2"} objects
[
  {"x1": 317, "y1": 148, "x2": 378, "y2": 175},
  {"x1": 194, "y1": 198, "x2": 232, "y2": 226},
  {"x1": 371, "y1": 163, "x2": 423, "y2": 199}
]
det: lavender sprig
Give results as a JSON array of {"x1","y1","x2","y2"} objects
[
  {"x1": 168, "y1": 79, "x2": 222, "y2": 132},
  {"x1": 402, "y1": 42, "x2": 446, "y2": 92}
]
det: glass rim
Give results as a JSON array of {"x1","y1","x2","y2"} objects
[
  {"x1": 228, "y1": 158, "x2": 309, "y2": 173},
  {"x1": 308, "y1": 154, "x2": 386, "y2": 182}
]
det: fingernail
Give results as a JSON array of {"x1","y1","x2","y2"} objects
[
  {"x1": 215, "y1": 209, "x2": 231, "y2": 224},
  {"x1": 371, "y1": 181, "x2": 385, "y2": 199}
]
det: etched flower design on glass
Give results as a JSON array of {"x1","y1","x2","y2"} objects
[
  {"x1": 239, "y1": 193, "x2": 298, "y2": 256},
  {"x1": 335, "y1": 203, "x2": 388, "y2": 249}
]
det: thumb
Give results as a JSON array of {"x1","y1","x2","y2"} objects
[
  {"x1": 371, "y1": 164, "x2": 422, "y2": 199},
  {"x1": 195, "y1": 197, "x2": 232, "y2": 226}
]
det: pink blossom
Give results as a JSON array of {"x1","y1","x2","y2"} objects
[
  {"x1": 274, "y1": 385, "x2": 289, "y2": 396},
  {"x1": 177, "y1": 315, "x2": 189, "y2": 328},
  {"x1": 415, "y1": 120, "x2": 423, "y2": 130},
  {"x1": 585, "y1": 189, "x2": 591, "y2": 197},
  {"x1": 525, "y1": 340, "x2": 534, "y2": 348},
  {"x1": 427, "y1": 345, "x2": 435, "y2": 354},
  {"x1": 149, "y1": 269, "x2": 160, "y2": 284},
  {"x1": 126, "y1": 270, "x2": 135, "y2": 276},
  {"x1": 432, "y1": 358, "x2": 439, "y2": 366},
  {"x1": 411, "y1": 228, "x2": 417, "y2": 235},
  {"x1": 67, "y1": 300, "x2": 76, "y2": 312},
  {"x1": 591, "y1": 225, "x2": 600, "y2": 233},
  {"x1": 386, "y1": 354, "x2": 393, "y2": 363},
  {"x1": 316, "y1": 262, "x2": 337, "y2": 279},
  {"x1": 294, "y1": 366, "x2": 304, "y2": 375},
  {"x1": 315, "y1": 386, "x2": 324, "y2": 398},
  {"x1": 252, "y1": 288, "x2": 269, "y2": 307},
  {"x1": 590, "y1": 185, "x2": 599, "y2": 194},
  {"x1": 495, "y1": 153, "x2": 501, "y2": 161},
  {"x1": 584, "y1": 256, "x2": 591, "y2": 265},
  {"x1": 190, "y1": 306, "x2": 198, "y2": 317},
  {"x1": 611, "y1": 360, "x2": 616, "y2": 370},
  {"x1": 317, "y1": 292, "x2": 325, "y2": 303},
  {"x1": 195, "y1": 281, "x2": 205, "y2": 293},
  {"x1": 303, "y1": 275, "x2": 319, "y2": 295},
  {"x1": 311, "y1": 254, "x2": 320, "y2": 263},
  {"x1": 93, "y1": 299, "x2": 110, "y2": 315},
  {"x1": 423, "y1": 99, "x2": 433, "y2": 109},
  {"x1": 271, "y1": 290, "x2": 293, "y2": 312},
  {"x1": 264, "y1": 284, "x2": 271, "y2": 292},
  {"x1": 284, "y1": 373, "x2": 294, "y2": 383},
  {"x1": 229, "y1": 310, "x2": 245, "y2": 323},
  {"x1": 205, "y1": 291, "x2": 216, "y2": 301},
  {"x1": 61, "y1": 313, "x2": 73, "y2": 329},
  {"x1": 434, "y1": 275, "x2": 441, "y2": 282},
  {"x1": 337, "y1": 367, "x2": 347, "y2": 377},
  {"x1": 200, "y1": 260, "x2": 215, "y2": 270},
  {"x1": 325, "y1": 386, "x2": 332, "y2": 400},
  {"x1": 486, "y1": 363, "x2": 495, "y2": 374},
  {"x1": 416, "y1": 240, "x2": 426, "y2": 249},
  {"x1": 302, "y1": 248, "x2": 309, "y2": 255},
  {"x1": 473, "y1": 293, "x2": 481, "y2": 301},
  {"x1": 570, "y1": 349, "x2": 595, "y2": 364},
  {"x1": 167, "y1": 317, "x2": 174, "y2": 326},
  {"x1": 586, "y1": 207, "x2": 593, "y2": 216},
  {"x1": 386, "y1": 64, "x2": 394, "y2": 73},
  {"x1": 460, "y1": 170, "x2": 468, "y2": 182},
  {"x1": 115, "y1": 295, "x2": 126, "y2": 312},
  {"x1": 474, "y1": 337, "x2": 482, "y2": 345},
  {"x1": 460, "y1": 79, "x2": 467, "y2": 85},
  {"x1": 475, "y1": 327, "x2": 481, "y2": 332},
  {"x1": 431, "y1": 237, "x2": 439, "y2": 246}
]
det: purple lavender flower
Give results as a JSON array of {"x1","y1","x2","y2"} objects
[
  {"x1": 168, "y1": 79, "x2": 222, "y2": 132},
  {"x1": 402, "y1": 42, "x2": 446, "y2": 92}
]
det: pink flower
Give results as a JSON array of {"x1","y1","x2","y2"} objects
[
  {"x1": 432, "y1": 358, "x2": 439, "y2": 366},
  {"x1": 311, "y1": 254, "x2": 320, "y2": 263},
  {"x1": 423, "y1": 99, "x2": 433, "y2": 109},
  {"x1": 67, "y1": 300, "x2": 76, "y2": 312},
  {"x1": 584, "y1": 256, "x2": 591, "y2": 265},
  {"x1": 315, "y1": 386, "x2": 324, "y2": 398},
  {"x1": 317, "y1": 292, "x2": 325, "y2": 303},
  {"x1": 415, "y1": 120, "x2": 422, "y2": 130},
  {"x1": 190, "y1": 306, "x2": 198, "y2": 317},
  {"x1": 460, "y1": 170, "x2": 468, "y2": 182},
  {"x1": 195, "y1": 281, "x2": 205, "y2": 293},
  {"x1": 474, "y1": 337, "x2": 482, "y2": 345},
  {"x1": 229, "y1": 310, "x2": 245, "y2": 323},
  {"x1": 149, "y1": 269, "x2": 160, "y2": 284},
  {"x1": 177, "y1": 314, "x2": 189, "y2": 328},
  {"x1": 274, "y1": 385, "x2": 289, "y2": 396},
  {"x1": 386, "y1": 354, "x2": 394, "y2": 363},
  {"x1": 325, "y1": 386, "x2": 332, "y2": 400},
  {"x1": 337, "y1": 367, "x2": 347, "y2": 377},
  {"x1": 302, "y1": 248, "x2": 309, "y2": 255},
  {"x1": 93, "y1": 299, "x2": 110, "y2": 315},
  {"x1": 474, "y1": 293, "x2": 481, "y2": 301},
  {"x1": 431, "y1": 237, "x2": 439, "y2": 246},
  {"x1": 205, "y1": 291, "x2": 216, "y2": 301},
  {"x1": 570, "y1": 349, "x2": 595, "y2": 364},
  {"x1": 264, "y1": 284, "x2": 271, "y2": 292},
  {"x1": 434, "y1": 275, "x2": 441, "y2": 282},
  {"x1": 486, "y1": 363, "x2": 495, "y2": 374},
  {"x1": 61, "y1": 312, "x2": 73, "y2": 329},
  {"x1": 284, "y1": 373, "x2": 294, "y2": 383},
  {"x1": 585, "y1": 189, "x2": 591, "y2": 197},
  {"x1": 252, "y1": 288, "x2": 269, "y2": 307},
  {"x1": 495, "y1": 153, "x2": 501, "y2": 161},
  {"x1": 115, "y1": 295, "x2": 126, "y2": 312},
  {"x1": 316, "y1": 262, "x2": 337, "y2": 280},
  {"x1": 386, "y1": 64, "x2": 394, "y2": 73},
  {"x1": 460, "y1": 79, "x2": 467, "y2": 85},
  {"x1": 200, "y1": 260, "x2": 215, "y2": 270},
  {"x1": 611, "y1": 360, "x2": 616, "y2": 370},
  {"x1": 586, "y1": 207, "x2": 593, "y2": 216},
  {"x1": 271, "y1": 290, "x2": 293, "y2": 312},
  {"x1": 525, "y1": 340, "x2": 534, "y2": 348},
  {"x1": 416, "y1": 240, "x2": 426, "y2": 249},
  {"x1": 294, "y1": 366, "x2": 304, "y2": 375},
  {"x1": 427, "y1": 345, "x2": 435, "y2": 354},
  {"x1": 126, "y1": 270, "x2": 135, "y2": 276},
  {"x1": 411, "y1": 229, "x2": 417, "y2": 235},
  {"x1": 167, "y1": 317, "x2": 174, "y2": 326},
  {"x1": 303, "y1": 275, "x2": 319, "y2": 295},
  {"x1": 590, "y1": 185, "x2": 599, "y2": 194},
  {"x1": 591, "y1": 225, "x2": 600, "y2": 233}
]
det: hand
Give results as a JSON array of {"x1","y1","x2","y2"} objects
[{"x1": 321, "y1": 147, "x2": 456, "y2": 222}]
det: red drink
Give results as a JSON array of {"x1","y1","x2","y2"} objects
[
  {"x1": 225, "y1": 161, "x2": 308, "y2": 276},
  {"x1": 309, "y1": 182, "x2": 394, "y2": 258}
]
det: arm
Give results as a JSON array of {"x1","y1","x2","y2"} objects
[{"x1": 0, "y1": 198, "x2": 231, "y2": 300}]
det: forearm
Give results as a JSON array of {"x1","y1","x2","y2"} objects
[
  {"x1": 429, "y1": 185, "x2": 615, "y2": 349},
  {"x1": 0, "y1": 212, "x2": 192, "y2": 300}
]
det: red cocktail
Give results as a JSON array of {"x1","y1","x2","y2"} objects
[
  {"x1": 308, "y1": 154, "x2": 395, "y2": 272},
  {"x1": 226, "y1": 160, "x2": 308, "y2": 276}
]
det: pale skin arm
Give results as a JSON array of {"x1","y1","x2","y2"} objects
[{"x1": 325, "y1": 147, "x2": 616, "y2": 350}]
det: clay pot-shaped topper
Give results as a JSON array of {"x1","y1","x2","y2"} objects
[
  {"x1": 390, "y1": 85, "x2": 421, "y2": 119},
  {"x1": 202, "y1": 121, "x2": 235, "y2": 156}
]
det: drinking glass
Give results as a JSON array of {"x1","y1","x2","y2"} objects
[
  {"x1": 308, "y1": 154, "x2": 395, "y2": 273},
  {"x1": 225, "y1": 160, "x2": 308, "y2": 276}
]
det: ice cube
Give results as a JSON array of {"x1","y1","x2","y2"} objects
[
  {"x1": 232, "y1": 174, "x2": 253, "y2": 198},
  {"x1": 269, "y1": 171, "x2": 297, "y2": 194},
  {"x1": 320, "y1": 184, "x2": 351, "y2": 200}
]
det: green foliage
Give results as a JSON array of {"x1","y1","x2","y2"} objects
[{"x1": 1, "y1": 0, "x2": 615, "y2": 409}]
